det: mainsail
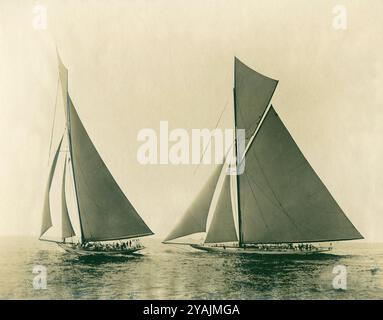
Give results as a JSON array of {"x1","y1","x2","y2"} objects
[
  {"x1": 238, "y1": 106, "x2": 363, "y2": 243},
  {"x1": 61, "y1": 156, "x2": 76, "y2": 239},
  {"x1": 40, "y1": 136, "x2": 63, "y2": 238},
  {"x1": 67, "y1": 96, "x2": 153, "y2": 242},
  {"x1": 205, "y1": 173, "x2": 237, "y2": 243},
  {"x1": 164, "y1": 163, "x2": 224, "y2": 242}
]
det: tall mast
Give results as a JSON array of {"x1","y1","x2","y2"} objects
[
  {"x1": 64, "y1": 81, "x2": 85, "y2": 243},
  {"x1": 233, "y1": 58, "x2": 243, "y2": 247}
]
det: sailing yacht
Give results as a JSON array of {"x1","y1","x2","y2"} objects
[
  {"x1": 39, "y1": 52, "x2": 154, "y2": 256},
  {"x1": 163, "y1": 57, "x2": 363, "y2": 255}
]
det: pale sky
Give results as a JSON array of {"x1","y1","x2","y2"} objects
[{"x1": 0, "y1": 0, "x2": 382, "y2": 241}]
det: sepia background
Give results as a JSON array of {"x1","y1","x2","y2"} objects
[{"x1": 1, "y1": 0, "x2": 382, "y2": 241}]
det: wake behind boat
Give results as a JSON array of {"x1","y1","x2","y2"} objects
[
  {"x1": 39, "y1": 51, "x2": 154, "y2": 256},
  {"x1": 164, "y1": 58, "x2": 363, "y2": 255}
]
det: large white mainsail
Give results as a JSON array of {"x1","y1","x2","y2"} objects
[
  {"x1": 238, "y1": 106, "x2": 363, "y2": 243},
  {"x1": 235, "y1": 59, "x2": 362, "y2": 245},
  {"x1": 67, "y1": 95, "x2": 153, "y2": 242}
]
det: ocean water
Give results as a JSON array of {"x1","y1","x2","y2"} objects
[{"x1": 0, "y1": 237, "x2": 382, "y2": 300}]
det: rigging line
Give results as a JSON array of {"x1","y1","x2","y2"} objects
[
  {"x1": 239, "y1": 103, "x2": 272, "y2": 166},
  {"x1": 72, "y1": 159, "x2": 96, "y2": 240},
  {"x1": 230, "y1": 178, "x2": 240, "y2": 241},
  {"x1": 63, "y1": 153, "x2": 76, "y2": 238},
  {"x1": 168, "y1": 152, "x2": 233, "y2": 241},
  {"x1": 256, "y1": 154, "x2": 328, "y2": 236},
  {"x1": 245, "y1": 168, "x2": 295, "y2": 225},
  {"x1": 48, "y1": 76, "x2": 60, "y2": 165},
  {"x1": 193, "y1": 98, "x2": 229, "y2": 175},
  {"x1": 246, "y1": 154, "x2": 318, "y2": 237},
  {"x1": 69, "y1": 157, "x2": 93, "y2": 240},
  {"x1": 204, "y1": 159, "x2": 231, "y2": 236},
  {"x1": 243, "y1": 172, "x2": 271, "y2": 234},
  {"x1": 238, "y1": 81, "x2": 279, "y2": 165},
  {"x1": 67, "y1": 151, "x2": 86, "y2": 241},
  {"x1": 245, "y1": 169, "x2": 281, "y2": 210},
  {"x1": 66, "y1": 152, "x2": 76, "y2": 233},
  {"x1": 253, "y1": 154, "x2": 308, "y2": 236}
]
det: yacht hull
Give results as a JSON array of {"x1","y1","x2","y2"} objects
[
  {"x1": 190, "y1": 244, "x2": 332, "y2": 255},
  {"x1": 57, "y1": 243, "x2": 143, "y2": 256}
]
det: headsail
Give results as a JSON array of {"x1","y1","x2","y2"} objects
[
  {"x1": 164, "y1": 163, "x2": 224, "y2": 242},
  {"x1": 234, "y1": 57, "x2": 278, "y2": 141},
  {"x1": 67, "y1": 96, "x2": 153, "y2": 242},
  {"x1": 40, "y1": 136, "x2": 63, "y2": 238},
  {"x1": 238, "y1": 106, "x2": 363, "y2": 243},
  {"x1": 205, "y1": 172, "x2": 238, "y2": 243},
  {"x1": 61, "y1": 155, "x2": 76, "y2": 239}
]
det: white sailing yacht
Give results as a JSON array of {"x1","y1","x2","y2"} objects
[
  {"x1": 39, "y1": 52, "x2": 154, "y2": 256},
  {"x1": 163, "y1": 57, "x2": 363, "y2": 255}
]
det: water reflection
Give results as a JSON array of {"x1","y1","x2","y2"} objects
[
  {"x1": 231, "y1": 254, "x2": 343, "y2": 299},
  {"x1": 1, "y1": 237, "x2": 382, "y2": 299}
]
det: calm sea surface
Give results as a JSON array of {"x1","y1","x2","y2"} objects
[{"x1": 0, "y1": 237, "x2": 382, "y2": 299}]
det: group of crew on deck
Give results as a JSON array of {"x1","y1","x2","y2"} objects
[
  {"x1": 248, "y1": 243, "x2": 318, "y2": 251},
  {"x1": 76, "y1": 239, "x2": 142, "y2": 252},
  {"x1": 246, "y1": 243, "x2": 334, "y2": 251},
  {"x1": 208, "y1": 242, "x2": 331, "y2": 251}
]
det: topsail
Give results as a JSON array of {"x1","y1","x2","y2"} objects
[{"x1": 234, "y1": 57, "x2": 278, "y2": 141}]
